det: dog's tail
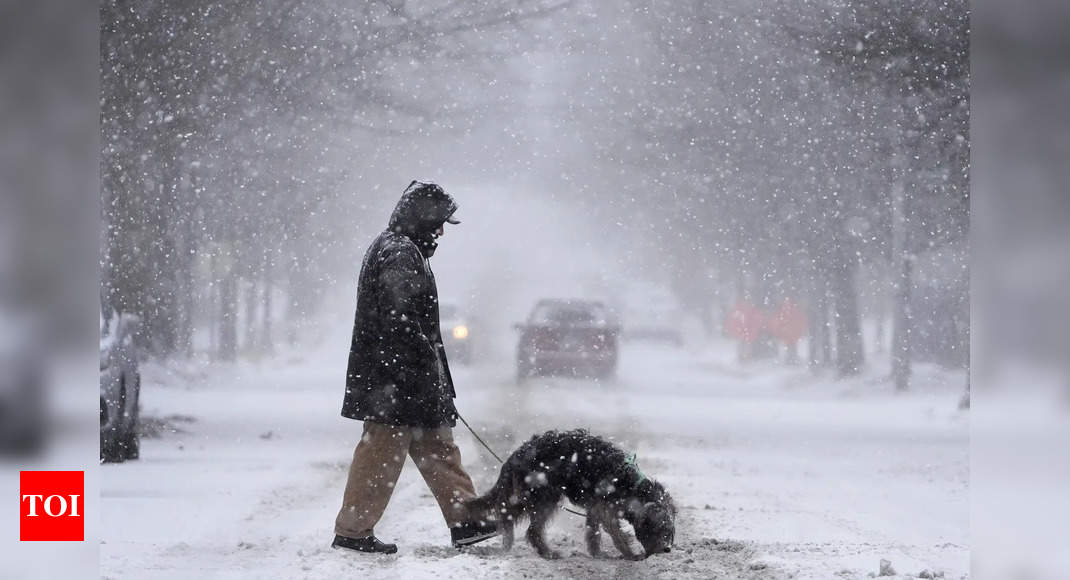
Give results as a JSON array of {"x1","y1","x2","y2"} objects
[{"x1": 466, "y1": 459, "x2": 520, "y2": 522}]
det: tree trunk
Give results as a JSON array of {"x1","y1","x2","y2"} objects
[
  {"x1": 874, "y1": 293, "x2": 886, "y2": 354},
  {"x1": 959, "y1": 296, "x2": 970, "y2": 408},
  {"x1": 832, "y1": 251, "x2": 865, "y2": 377},
  {"x1": 183, "y1": 276, "x2": 196, "y2": 358},
  {"x1": 146, "y1": 212, "x2": 179, "y2": 356},
  {"x1": 809, "y1": 269, "x2": 831, "y2": 369},
  {"x1": 892, "y1": 254, "x2": 913, "y2": 390},
  {"x1": 173, "y1": 227, "x2": 195, "y2": 358},
  {"x1": 959, "y1": 376, "x2": 970, "y2": 409},
  {"x1": 890, "y1": 170, "x2": 912, "y2": 390},
  {"x1": 219, "y1": 268, "x2": 238, "y2": 361},
  {"x1": 889, "y1": 123, "x2": 914, "y2": 390},
  {"x1": 261, "y1": 253, "x2": 274, "y2": 354},
  {"x1": 244, "y1": 277, "x2": 258, "y2": 354},
  {"x1": 286, "y1": 261, "x2": 301, "y2": 346},
  {"x1": 208, "y1": 253, "x2": 217, "y2": 356}
]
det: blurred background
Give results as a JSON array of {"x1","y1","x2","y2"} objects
[
  {"x1": 0, "y1": 0, "x2": 1065, "y2": 577},
  {"x1": 93, "y1": 0, "x2": 970, "y2": 378},
  {"x1": 972, "y1": 0, "x2": 1070, "y2": 577},
  {"x1": 1, "y1": 0, "x2": 99, "y2": 577}
]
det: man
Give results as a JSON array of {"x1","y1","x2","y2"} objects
[{"x1": 332, "y1": 181, "x2": 498, "y2": 554}]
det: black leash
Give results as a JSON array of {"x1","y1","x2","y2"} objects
[
  {"x1": 456, "y1": 411, "x2": 504, "y2": 464},
  {"x1": 456, "y1": 410, "x2": 587, "y2": 518}
]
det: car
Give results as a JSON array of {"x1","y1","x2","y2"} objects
[
  {"x1": 439, "y1": 302, "x2": 474, "y2": 365},
  {"x1": 515, "y1": 299, "x2": 620, "y2": 381},
  {"x1": 100, "y1": 306, "x2": 141, "y2": 463}
]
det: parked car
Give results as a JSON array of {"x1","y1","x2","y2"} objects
[
  {"x1": 440, "y1": 302, "x2": 474, "y2": 365},
  {"x1": 515, "y1": 299, "x2": 620, "y2": 381},
  {"x1": 100, "y1": 307, "x2": 141, "y2": 463}
]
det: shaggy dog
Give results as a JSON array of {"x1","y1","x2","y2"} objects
[{"x1": 465, "y1": 429, "x2": 676, "y2": 559}]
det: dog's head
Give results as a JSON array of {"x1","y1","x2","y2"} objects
[{"x1": 631, "y1": 500, "x2": 676, "y2": 557}]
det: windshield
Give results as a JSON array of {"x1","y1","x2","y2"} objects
[{"x1": 529, "y1": 302, "x2": 609, "y2": 326}]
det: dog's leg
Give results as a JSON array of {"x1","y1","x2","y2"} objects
[
  {"x1": 603, "y1": 512, "x2": 643, "y2": 560},
  {"x1": 500, "y1": 517, "x2": 515, "y2": 551},
  {"x1": 584, "y1": 508, "x2": 603, "y2": 558},
  {"x1": 501, "y1": 475, "x2": 521, "y2": 551},
  {"x1": 526, "y1": 503, "x2": 561, "y2": 559}
]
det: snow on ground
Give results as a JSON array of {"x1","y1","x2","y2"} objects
[
  {"x1": 971, "y1": 365, "x2": 1070, "y2": 579},
  {"x1": 101, "y1": 332, "x2": 968, "y2": 579}
]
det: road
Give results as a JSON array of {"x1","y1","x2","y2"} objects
[{"x1": 101, "y1": 337, "x2": 968, "y2": 579}]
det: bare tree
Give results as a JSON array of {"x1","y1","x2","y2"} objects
[{"x1": 101, "y1": 0, "x2": 574, "y2": 359}]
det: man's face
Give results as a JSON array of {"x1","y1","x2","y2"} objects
[{"x1": 434, "y1": 224, "x2": 445, "y2": 238}]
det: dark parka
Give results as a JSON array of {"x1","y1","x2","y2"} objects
[{"x1": 342, "y1": 182, "x2": 459, "y2": 427}]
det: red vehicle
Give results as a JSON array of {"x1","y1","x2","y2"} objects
[{"x1": 515, "y1": 299, "x2": 620, "y2": 382}]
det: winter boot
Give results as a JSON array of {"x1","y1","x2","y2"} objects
[{"x1": 331, "y1": 534, "x2": 398, "y2": 554}]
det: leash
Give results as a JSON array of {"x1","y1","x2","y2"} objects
[
  {"x1": 456, "y1": 410, "x2": 587, "y2": 518},
  {"x1": 456, "y1": 411, "x2": 504, "y2": 464}
]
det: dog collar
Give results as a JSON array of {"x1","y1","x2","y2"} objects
[{"x1": 625, "y1": 453, "x2": 648, "y2": 484}]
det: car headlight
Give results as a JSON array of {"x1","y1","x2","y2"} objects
[{"x1": 452, "y1": 325, "x2": 469, "y2": 340}]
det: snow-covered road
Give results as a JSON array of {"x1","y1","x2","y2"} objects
[{"x1": 101, "y1": 338, "x2": 968, "y2": 579}]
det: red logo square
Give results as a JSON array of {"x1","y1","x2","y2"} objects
[{"x1": 20, "y1": 471, "x2": 84, "y2": 541}]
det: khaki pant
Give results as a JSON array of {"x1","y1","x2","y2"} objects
[{"x1": 334, "y1": 421, "x2": 477, "y2": 539}]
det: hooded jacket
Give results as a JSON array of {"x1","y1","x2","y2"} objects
[{"x1": 342, "y1": 182, "x2": 460, "y2": 427}]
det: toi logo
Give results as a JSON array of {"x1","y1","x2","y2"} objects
[{"x1": 20, "y1": 471, "x2": 84, "y2": 541}]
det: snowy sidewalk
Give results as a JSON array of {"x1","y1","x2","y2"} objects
[{"x1": 101, "y1": 341, "x2": 968, "y2": 579}]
